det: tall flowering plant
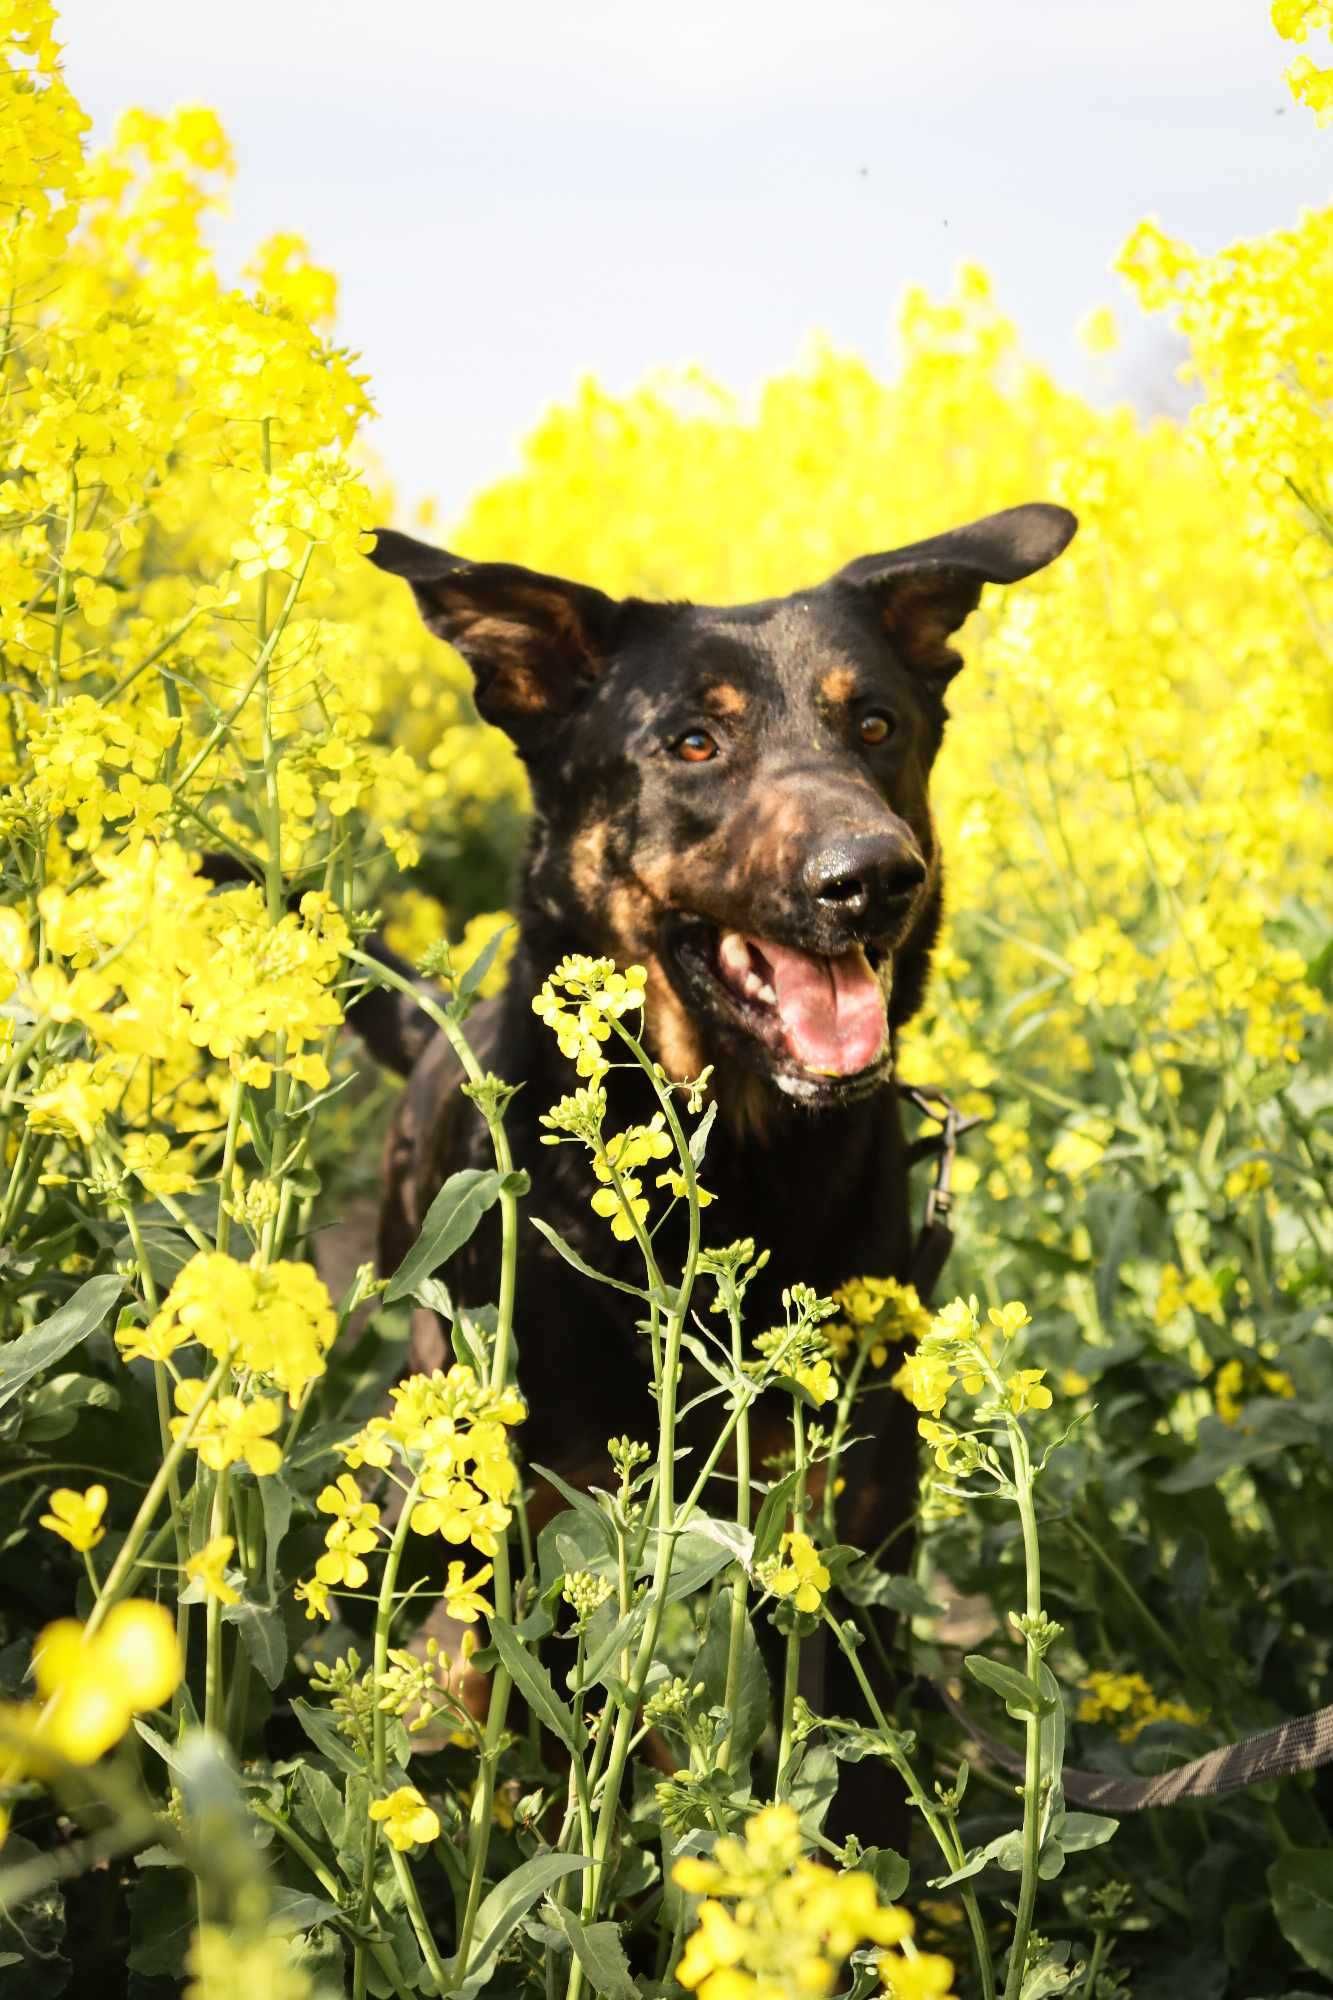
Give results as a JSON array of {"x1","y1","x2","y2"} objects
[{"x1": 0, "y1": 4, "x2": 1329, "y2": 1997}]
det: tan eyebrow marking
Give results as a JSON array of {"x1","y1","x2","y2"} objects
[
  {"x1": 820, "y1": 666, "x2": 858, "y2": 703},
  {"x1": 703, "y1": 682, "x2": 748, "y2": 717}
]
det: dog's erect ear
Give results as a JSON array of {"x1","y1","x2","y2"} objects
[
  {"x1": 369, "y1": 528, "x2": 619, "y2": 734},
  {"x1": 829, "y1": 503, "x2": 1077, "y2": 681}
]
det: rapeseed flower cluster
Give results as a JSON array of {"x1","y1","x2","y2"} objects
[
  {"x1": 1, "y1": 1600, "x2": 183, "y2": 1774},
  {"x1": 825, "y1": 1275, "x2": 931, "y2": 1369},
  {"x1": 124, "y1": 1249, "x2": 337, "y2": 1401},
  {"x1": 892, "y1": 1296, "x2": 1045, "y2": 1426},
  {"x1": 532, "y1": 955, "x2": 650, "y2": 1081},
  {"x1": 1076, "y1": 1671, "x2": 1204, "y2": 1742},
  {"x1": 288, "y1": 1365, "x2": 522, "y2": 1615},
  {"x1": 673, "y1": 1803, "x2": 955, "y2": 2000},
  {"x1": 759, "y1": 1531, "x2": 831, "y2": 1615}
]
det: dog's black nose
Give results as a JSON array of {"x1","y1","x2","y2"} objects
[{"x1": 804, "y1": 832, "x2": 927, "y2": 923}]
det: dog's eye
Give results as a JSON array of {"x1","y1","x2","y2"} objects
[
  {"x1": 673, "y1": 729, "x2": 718, "y2": 764},
  {"x1": 859, "y1": 711, "x2": 895, "y2": 747}
]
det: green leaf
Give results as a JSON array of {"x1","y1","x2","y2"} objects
[
  {"x1": 695, "y1": 1589, "x2": 770, "y2": 1768},
  {"x1": 574, "y1": 1603, "x2": 646, "y2": 1696},
  {"x1": 1159, "y1": 1402, "x2": 1320, "y2": 1491},
  {"x1": 783, "y1": 1741, "x2": 839, "y2": 1837},
  {"x1": 489, "y1": 1614, "x2": 583, "y2": 1751},
  {"x1": 838, "y1": 1567, "x2": 944, "y2": 1618},
  {"x1": 0, "y1": 1275, "x2": 122, "y2": 1412},
  {"x1": 383, "y1": 1168, "x2": 503, "y2": 1304},
  {"x1": 455, "y1": 1852, "x2": 592, "y2": 1995},
  {"x1": 688, "y1": 1513, "x2": 755, "y2": 1571},
  {"x1": 1038, "y1": 1660, "x2": 1066, "y2": 1806},
  {"x1": 134, "y1": 1719, "x2": 186, "y2": 1773},
  {"x1": 865, "y1": 1847, "x2": 910, "y2": 1902},
  {"x1": 656, "y1": 1529, "x2": 736, "y2": 1602},
  {"x1": 964, "y1": 1653, "x2": 1053, "y2": 1717},
  {"x1": 128, "y1": 1865, "x2": 195, "y2": 1976},
  {"x1": 530, "y1": 1464, "x2": 617, "y2": 1555},
  {"x1": 259, "y1": 1472, "x2": 294, "y2": 1601},
  {"x1": 17, "y1": 1370, "x2": 119, "y2": 1442},
  {"x1": 1058, "y1": 1810, "x2": 1118, "y2": 1852},
  {"x1": 547, "y1": 1905, "x2": 640, "y2": 2000},
  {"x1": 1270, "y1": 1849, "x2": 1333, "y2": 1978},
  {"x1": 292, "y1": 1764, "x2": 345, "y2": 1857},
  {"x1": 223, "y1": 1600, "x2": 287, "y2": 1689},
  {"x1": 290, "y1": 1696, "x2": 361, "y2": 1775},
  {"x1": 458, "y1": 922, "x2": 513, "y2": 1001},
  {"x1": 751, "y1": 1470, "x2": 800, "y2": 1567},
  {"x1": 530, "y1": 1217, "x2": 652, "y2": 1300},
  {"x1": 269, "y1": 1886, "x2": 342, "y2": 1931}
]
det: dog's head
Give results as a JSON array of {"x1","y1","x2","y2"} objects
[{"x1": 371, "y1": 505, "x2": 1076, "y2": 1111}]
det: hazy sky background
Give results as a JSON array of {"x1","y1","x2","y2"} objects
[{"x1": 59, "y1": 1, "x2": 1328, "y2": 521}]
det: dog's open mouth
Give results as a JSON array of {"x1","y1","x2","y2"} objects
[{"x1": 665, "y1": 917, "x2": 890, "y2": 1094}]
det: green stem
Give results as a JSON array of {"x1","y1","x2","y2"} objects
[
  {"x1": 1079, "y1": 1925, "x2": 1109, "y2": 1998},
  {"x1": 719, "y1": 1301, "x2": 753, "y2": 1774},
  {"x1": 353, "y1": 1473, "x2": 422, "y2": 2000},
  {"x1": 250, "y1": 1802, "x2": 415, "y2": 2000},
  {"x1": 825, "y1": 1611, "x2": 996, "y2": 2000},
  {"x1": 822, "y1": 1341, "x2": 871, "y2": 1541},
  {"x1": 389, "y1": 1844, "x2": 450, "y2": 1993},
  {"x1": 346, "y1": 948, "x2": 526, "y2": 1984},
  {"x1": 49, "y1": 467, "x2": 79, "y2": 700},
  {"x1": 1062, "y1": 1515, "x2": 1191, "y2": 1683},
  {"x1": 1002, "y1": 1417, "x2": 1044, "y2": 2000},
  {"x1": 83, "y1": 1352, "x2": 230, "y2": 1635},
  {"x1": 776, "y1": 1402, "x2": 807, "y2": 1782},
  {"x1": 203, "y1": 1465, "x2": 231, "y2": 1736},
  {"x1": 213, "y1": 1081, "x2": 246, "y2": 1257}
]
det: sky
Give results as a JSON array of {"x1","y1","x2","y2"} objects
[{"x1": 59, "y1": 0, "x2": 1329, "y2": 521}]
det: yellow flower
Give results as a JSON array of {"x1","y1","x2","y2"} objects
[
  {"x1": 170, "y1": 1381, "x2": 284, "y2": 1476},
  {"x1": 39, "y1": 1484, "x2": 107, "y2": 1553},
  {"x1": 443, "y1": 1560, "x2": 494, "y2": 1624},
  {"x1": 1005, "y1": 1369, "x2": 1053, "y2": 1415},
  {"x1": 186, "y1": 1536, "x2": 240, "y2": 1606},
  {"x1": 764, "y1": 1532, "x2": 830, "y2": 1614},
  {"x1": 32, "y1": 1601, "x2": 183, "y2": 1764},
  {"x1": 368, "y1": 1784, "x2": 441, "y2": 1851},
  {"x1": 1077, "y1": 1670, "x2": 1204, "y2": 1742},
  {"x1": 184, "y1": 1924, "x2": 314, "y2": 2000},
  {"x1": 143, "y1": 1253, "x2": 337, "y2": 1404},
  {"x1": 892, "y1": 1350, "x2": 953, "y2": 1417},
  {"x1": 533, "y1": 956, "x2": 648, "y2": 1080},
  {"x1": 27, "y1": 1060, "x2": 119, "y2": 1146},
  {"x1": 294, "y1": 1576, "x2": 332, "y2": 1621},
  {"x1": 987, "y1": 1302, "x2": 1031, "y2": 1340},
  {"x1": 316, "y1": 1472, "x2": 379, "y2": 1537},
  {"x1": 880, "y1": 1945, "x2": 958, "y2": 2000},
  {"x1": 674, "y1": 1804, "x2": 917, "y2": 2000}
]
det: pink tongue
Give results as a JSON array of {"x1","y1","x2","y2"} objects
[{"x1": 762, "y1": 941, "x2": 888, "y2": 1076}]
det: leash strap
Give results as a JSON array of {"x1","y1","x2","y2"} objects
[
  {"x1": 898, "y1": 1082, "x2": 1333, "y2": 1808},
  {"x1": 898, "y1": 1082, "x2": 985, "y2": 1308},
  {"x1": 935, "y1": 1680, "x2": 1333, "y2": 1810}
]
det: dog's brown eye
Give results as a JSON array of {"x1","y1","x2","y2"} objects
[
  {"x1": 859, "y1": 711, "x2": 895, "y2": 746},
  {"x1": 674, "y1": 730, "x2": 718, "y2": 764}
]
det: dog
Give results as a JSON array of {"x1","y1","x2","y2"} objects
[{"x1": 355, "y1": 503, "x2": 1077, "y2": 1825}]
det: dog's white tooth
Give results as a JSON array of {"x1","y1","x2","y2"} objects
[
  {"x1": 717, "y1": 931, "x2": 752, "y2": 985},
  {"x1": 756, "y1": 981, "x2": 777, "y2": 1007},
  {"x1": 743, "y1": 970, "x2": 763, "y2": 998}
]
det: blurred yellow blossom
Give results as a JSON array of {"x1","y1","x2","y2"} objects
[{"x1": 31, "y1": 1601, "x2": 182, "y2": 1764}]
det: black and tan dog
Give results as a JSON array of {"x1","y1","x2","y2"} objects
[{"x1": 357, "y1": 505, "x2": 1076, "y2": 1815}]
